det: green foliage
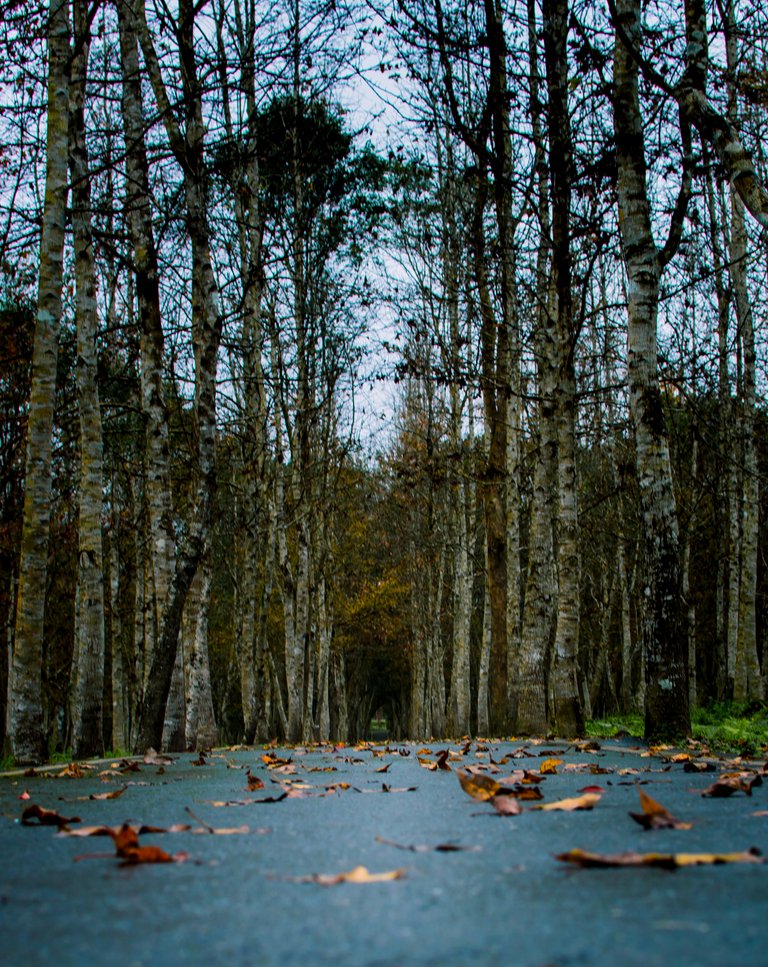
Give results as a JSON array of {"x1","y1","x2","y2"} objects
[
  {"x1": 588, "y1": 703, "x2": 768, "y2": 754},
  {"x1": 586, "y1": 715, "x2": 644, "y2": 739},
  {"x1": 690, "y1": 702, "x2": 768, "y2": 756}
]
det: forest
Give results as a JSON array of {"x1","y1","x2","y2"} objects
[{"x1": 0, "y1": 0, "x2": 766, "y2": 764}]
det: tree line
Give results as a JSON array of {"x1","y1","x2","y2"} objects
[{"x1": 0, "y1": 0, "x2": 766, "y2": 763}]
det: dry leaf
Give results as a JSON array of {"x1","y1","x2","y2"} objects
[
  {"x1": 245, "y1": 770, "x2": 265, "y2": 791},
  {"x1": 21, "y1": 804, "x2": 81, "y2": 827},
  {"x1": 89, "y1": 786, "x2": 128, "y2": 801},
  {"x1": 540, "y1": 758, "x2": 562, "y2": 775},
  {"x1": 556, "y1": 846, "x2": 764, "y2": 869},
  {"x1": 629, "y1": 789, "x2": 692, "y2": 830},
  {"x1": 418, "y1": 757, "x2": 438, "y2": 772},
  {"x1": 489, "y1": 794, "x2": 522, "y2": 816},
  {"x1": 57, "y1": 762, "x2": 91, "y2": 778},
  {"x1": 533, "y1": 793, "x2": 601, "y2": 812},
  {"x1": 294, "y1": 865, "x2": 407, "y2": 885},
  {"x1": 143, "y1": 748, "x2": 174, "y2": 766},
  {"x1": 456, "y1": 770, "x2": 500, "y2": 801},
  {"x1": 702, "y1": 774, "x2": 763, "y2": 797},
  {"x1": 683, "y1": 760, "x2": 716, "y2": 773},
  {"x1": 375, "y1": 836, "x2": 478, "y2": 853},
  {"x1": 435, "y1": 749, "x2": 452, "y2": 771}
]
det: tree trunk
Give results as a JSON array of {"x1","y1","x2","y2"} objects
[
  {"x1": 134, "y1": 0, "x2": 223, "y2": 750},
  {"x1": 9, "y1": 0, "x2": 70, "y2": 764},
  {"x1": 544, "y1": 0, "x2": 583, "y2": 737},
  {"x1": 614, "y1": 0, "x2": 690, "y2": 739},
  {"x1": 185, "y1": 549, "x2": 218, "y2": 750},
  {"x1": 69, "y1": 0, "x2": 105, "y2": 759}
]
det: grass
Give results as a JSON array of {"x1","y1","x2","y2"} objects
[{"x1": 588, "y1": 701, "x2": 768, "y2": 756}]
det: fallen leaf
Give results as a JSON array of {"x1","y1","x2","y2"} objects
[
  {"x1": 375, "y1": 763, "x2": 391, "y2": 773},
  {"x1": 701, "y1": 774, "x2": 763, "y2": 797},
  {"x1": 143, "y1": 748, "x2": 174, "y2": 766},
  {"x1": 89, "y1": 785, "x2": 128, "y2": 801},
  {"x1": 556, "y1": 846, "x2": 764, "y2": 869},
  {"x1": 435, "y1": 749, "x2": 452, "y2": 771},
  {"x1": 294, "y1": 865, "x2": 406, "y2": 885},
  {"x1": 578, "y1": 785, "x2": 606, "y2": 794},
  {"x1": 18, "y1": 791, "x2": 30, "y2": 800},
  {"x1": 119, "y1": 844, "x2": 176, "y2": 865},
  {"x1": 629, "y1": 789, "x2": 692, "y2": 830},
  {"x1": 533, "y1": 793, "x2": 601, "y2": 812},
  {"x1": 245, "y1": 769, "x2": 265, "y2": 791},
  {"x1": 57, "y1": 762, "x2": 90, "y2": 778},
  {"x1": 540, "y1": 758, "x2": 562, "y2": 775},
  {"x1": 375, "y1": 836, "x2": 478, "y2": 853},
  {"x1": 22, "y1": 804, "x2": 81, "y2": 827},
  {"x1": 191, "y1": 752, "x2": 207, "y2": 766},
  {"x1": 108, "y1": 822, "x2": 184, "y2": 864},
  {"x1": 457, "y1": 770, "x2": 500, "y2": 801},
  {"x1": 684, "y1": 760, "x2": 716, "y2": 773},
  {"x1": 418, "y1": 757, "x2": 438, "y2": 771},
  {"x1": 489, "y1": 794, "x2": 522, "y2": 816}
]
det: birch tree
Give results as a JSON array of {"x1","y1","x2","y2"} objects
[
  {"x1": 613, "y1": 0, "x2": 692, "y2": 738},
  {"x1": 69, "y1": 0, "x2": 105, "y2": 758},
  {"x1": 8, "y1": 0, "x2": 71, "y2": 763},
  {"x1": 132, "y1": 0, "x2": 224, "y2": 750}
]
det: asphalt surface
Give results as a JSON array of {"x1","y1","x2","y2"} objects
[{"x1": 1, "y1": 737, "x2": 767, "y2": 967}]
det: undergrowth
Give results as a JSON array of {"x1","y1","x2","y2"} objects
[{"x1": 588, "y1": 701, "x2": 768, "y2": 755}]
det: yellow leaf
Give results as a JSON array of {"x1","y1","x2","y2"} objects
[
  {"x1": 534, "y1": 793, "x2": 601, "y2": 812},
  {"x1": 540, "y1": 758, "x2": 562, "y2": 775},
  {"x1": 456, "y1": 769, "x2": 500, "y2": 801},
  {"x1": 297, "y1": 865, "x2": 407, "y2": 885}
]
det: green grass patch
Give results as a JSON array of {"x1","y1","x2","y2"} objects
[
  {"x1": 587, "y1": 702, "x2": 768, "y2": 755},
  {"x1": 691, "y1": 701, "x2": 768, "y2": 756},
  {"x1": 586, "y1": 714, "x2": 644, "y2": 739}
]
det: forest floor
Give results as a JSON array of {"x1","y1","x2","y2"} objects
[{"x1": 1, "y1": 736, "x2": 767, "y2": 967}]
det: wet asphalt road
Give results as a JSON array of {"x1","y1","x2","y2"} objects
[{"x1": 1, "y1": 737, "x2": 767, "y2": 967}]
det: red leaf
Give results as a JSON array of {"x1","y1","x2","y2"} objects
[{"x1": 21, "y1": 804, "x2": 81, "y2": 827}]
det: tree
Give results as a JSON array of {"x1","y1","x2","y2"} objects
[
  {"x1": 8, "y1": 0, "x2": 71, "y2": 764},
  {"x1": 613, "y1": 0, "x2": 692, "y2": 739}
]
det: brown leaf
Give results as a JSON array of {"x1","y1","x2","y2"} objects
[
  {"x1": 556, "y1": 846, "x2": 764, "y2": 869},
  {"x1": 435, "y1": 749, "x2": 452, "y2": 771},
  {"x1": 375, "y1": 763, "x2": 391, "y2": 773},
  {"x1": 21, "y1": 804, "x2": 81, "y2": 827},
  {"x1": 89, "y1": 785, "x2": 128, "y2": 801},
  {"x1": 533, "y1": 793, "x2": 601, "y2": 812},
  {"x1": 119, "y1": 844, "x2": 177, "y2": 865},
  {"x1": 375, "y1": 836, "x2": 478, "y2": 853},
  {"x1": 683, "y1": 760, "x2": 716, "y2": 773},
  {"x1": 143, "y1": 748, "x2": 174, "y2": 766},
  {"x1": 245, "y1": 769, "x2": 265, "y2": 791},
  {"x1": 701, "y1": 774, "x2": 763, "y2": 797},
  {"x1": 294, "y1": 865, "x2": 407, "y2": 885},
  {"x1": 629, "y1": 789, "x2": 692, "y2": 830},
  {"x1": 191, "y1": 752, "x2": 207, "y2": 766},
  {"x1": 116, "y1": 758, "x2": 142, "y2": 772},
  {"x1": 57, "y1": 762, "x2": 91, "y2": 778},
  {"x1": 456, "y1": 770, "x2": 500, "y2": 801},
  {"x1": 418, "y1": 757, "x2": 438, "y2": 771}
]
